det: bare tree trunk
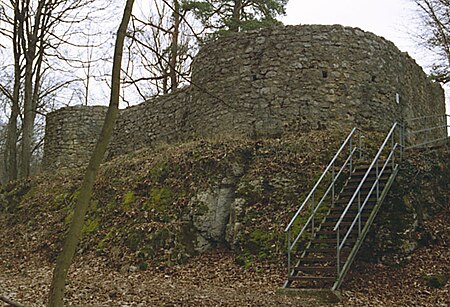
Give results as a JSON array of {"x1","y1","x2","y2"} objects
[
  {"x1": 4, "y1": 0, "x2": 23, "y2": 182},
  {"x1": 4, "y1": 98, "x2": 19, "y2": 182},
  {"x1": 21, "y1": 62, "x2": 34, "y2": 179},
  {"x1": 20, "y1": 0, "x2": 45, "y2": 179},
  {"x1": 169, "y1": 0, "x2": 180, "y2": 92},
  {"x1": 230, "y1": 0, "x2": 242, "y2": 32},
  {"x1": 4, "y1": 49, "x2": 21, "y2": 183},
  {"x1": 47, "y1": 0, "x2": 135, "y2": 306}
]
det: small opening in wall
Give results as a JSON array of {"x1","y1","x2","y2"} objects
[
  {"x1": 322, "y1": 70, "x2": 328, "y2": 78},
  {"x1": 371, "y1": 75, "x2": 377, "y2": 82},
  {"x1": 252, "y1": 74, "x2": 257, "y2": 81}
]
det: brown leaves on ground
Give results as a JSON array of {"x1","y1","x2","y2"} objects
[
  {"x1": 0, "y1": 138, "x2": 448, "y2": 306},
  {"x1": 1, "y1": 217, "x2": 449, "y2": 306},
  {"x1": 0, "y1": 247, "x2": 321, "y2": 306},
  {"x1": 342, "y1": 213, "x2": 450, "y2": 306}
]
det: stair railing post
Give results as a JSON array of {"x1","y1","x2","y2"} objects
[
  {"x1": 358, "y1": 130, "x2": 362, "y2": 159},
  {"x1": 311, "y1": 193, "x2": 315, "y2": 238},
  {"x1": 392, "y1": 146, "x2": 396, "y2": 172},
  {"x1": 400, "y1": 124, "x2": 404, "y2": 160},
  {"x1": 358, "y1": 191, "x2": 361, "y2": 236},
  {"x1": 336, "y1": 226, "x2": 340, "y2": 276},
  {"x1": 376, "y1": 159, "x2": 379, "y2": 199},
  {"x1": 392, "y1": 128, "x2": 396, "y2": 171},
  {"x1": 391, "y1": 129, "x2": 395, "y2": 171},
  {"x1": 332, "y1": 163, "x2": 335, "y2": 207},
  {"x1": 405, "y1": 120, "x2": 410, "y2": 149},
  {"x1": 349, "y1": 138, "x2": 353, "y2": 171},
  {"x1": 287, "y1": 229, "x2": 291, "y2": 277}
]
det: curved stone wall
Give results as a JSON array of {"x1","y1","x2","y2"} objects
[
  {"x1": 42, "y1": 105, "x2": 108, "y2": 169},
  {"x1": 43, "y1": 25, "x2": 445, "y2": 169},
  {"x1": 190, "y1": 24, "x2": 444, "y2": 135}
]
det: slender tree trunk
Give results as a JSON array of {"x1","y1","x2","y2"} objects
[
  {"x1": 5, "y1": 97, "x2": 20, "y2": 182},
  {"x1": 21, "y1": 61, "x2": 34, "y2": 179},
  {"x1": 4, "y1": 0, "x2": 23, "y2": 182},
  {"x1": 169, "y1": 0, "x2": 180, "y2": 92},
  {"x1": 84, "y1": 61, "x2": 91, "y2": 105},
  {"x1": 162, "y1": 72, "x2": 168, "y2": 94},
  {"x1": 5, "y1": 47, "x2": 21, "y2": 182},
  {"x1": 4, "y1": 95, "x2": 19, "y2": 182},
  {"x1": 230, "y1": 0, "x2": 242, "y2": 32},
  {"x1": 47, "y1": 1, "x2": 135, "y2": 305},
  {"x1": 20, "y1": 0, "x2": 45, "y2": 179}
]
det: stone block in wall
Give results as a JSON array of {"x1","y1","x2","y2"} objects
[{"x1": 43, "y1": 25, "x2": 446, "y2": 170}]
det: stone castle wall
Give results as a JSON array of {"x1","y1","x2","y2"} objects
[
  {"x1": 43, "y1": 25, "x2": 445, "y2": 169},
  {"x1": 43, "y1": 106, "x2": 108, "y2": 169}
]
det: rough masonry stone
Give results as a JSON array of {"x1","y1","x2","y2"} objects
[{"x1": 42, "y1": 24, "x2": 446, "y2": 170}]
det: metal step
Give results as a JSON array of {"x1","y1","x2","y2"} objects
[
  {"x1": 307, "y1": 247, "x2": 350, "y2": 254},
  {"x1": 352, "y1": 168, "x2": 392, "y2": 176},
  {"x1": 338, "y1": 190, "x2": 378, "y2": 198},
  {"x1": 321, "y1": 221, "x2": 354, "y2": 227},
  {"x1": 329, "y1": 208, "x2": 374, "y2": 217},
  {"x1": 315, "y1": 230, "x2": 337, "y2": 236},
  {"x1": 326, "y1": 213, "x2": 370, "y2": 220},
  {"x1": 288, "y1": 276, "x2": 335, "y2": 282},
  {"x1": 299, "y1": 256, "x2": 336, "y2": 263},
  {"x1": 353, "y1": 163, "x2": 387, "y2": 170},
  {"x1": 284, "y1": 124, "x2": 402, "y2": 291},
  {"x1": 311, "y1": 238, "x2": 356, "y2": 245},
  {"x1": 345, "y1": 181, "x2": 387, "y2": 191},
  {"x1": 294, "y1": 266, "x2": 336, "y2": 273}
]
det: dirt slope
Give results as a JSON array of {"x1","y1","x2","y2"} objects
[{"x1": 0, "y1": 136, "x2": 448, "y2": 306}]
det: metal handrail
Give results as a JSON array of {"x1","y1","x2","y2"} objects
[
  {"x1": 288, "y1": 146, "x2": 358, "y2": 252},
  {"x1": 333, "y1": 122, "x2": 404, "y2": 276},
  {"x1": 333, "y1": 123, "x2": 402, "y2": 231},
  {"x1": 283, "y1": 113, "x2": 447, "y2": 289},
  {"x1": 406, "y1": 125, "x2": 447, "y2": 135},
  {"x1": 406, "y1": 114, "x2": 449, "y2": 122},
  {"x1": 338, "y1": 143, "x2": 399, "y2": 250},
  {"x1": 403, "y1": 114, "x2": 449, "y2": 150},
  {"x1": 285, "y1": 127, "x2": 362, "y2": 232},
  {"x1": 284, "y1": 127, "x2": 363, "y2": 279},
  {"x1": 407, "y1": 136, "x2": 448, "y2": 150}
]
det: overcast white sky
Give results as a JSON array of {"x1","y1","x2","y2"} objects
[
  {"x1": 281, "y1": 0, "x2": 449, "y2": 113},
  {"x1": 282, "y1": 0, "x2": 420, "y2": 62}
]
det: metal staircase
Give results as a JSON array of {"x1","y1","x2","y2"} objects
[{"x1": 283, "y1": 114, "x2": 449, "y2": 291}]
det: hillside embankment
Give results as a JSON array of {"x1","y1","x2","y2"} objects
[{"x1": 0, "y1": 132, "x2": 448, "y2": 305}]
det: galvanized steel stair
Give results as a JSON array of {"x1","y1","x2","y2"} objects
[
  {"x1": 283, "y1": 115, "x2": 449, "y2": 294},
  {"x1": 284, "y1": 123, "x2": 404, "y2": 291},
  {"x1": 285, "y1": 164, "x2": 393, "y2": 289}
]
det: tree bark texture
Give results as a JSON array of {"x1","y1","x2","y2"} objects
[
  {"x1": 47, "y1": 0, "x2": 135, "y2": 306},
  {"x1": 20, "y1": 0, "x2": 49, "y2": 178},
  {"x1": 4, "y1": 0, "x2": 24, "y2": 182},
  {"x1": 169, "y1": 0, "x2": 180, "y2": 92},
  {"x1": 230, "y1": 0, "x2": 242, "y2": 32}
]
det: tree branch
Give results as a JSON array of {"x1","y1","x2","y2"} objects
[{"x1": 0, "y1": 295, "x2": 26, "y2": 307}]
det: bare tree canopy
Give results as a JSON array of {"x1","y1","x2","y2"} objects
[
  {"x1": 0, "y1": 0, "x2": 112, "y2": 181},
  {"x1": 124, "y1": 0, "x2": 196, "y2": 97},
  {"x1": 414, "y1": 0, "x2": 450, "y2": 84}
]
